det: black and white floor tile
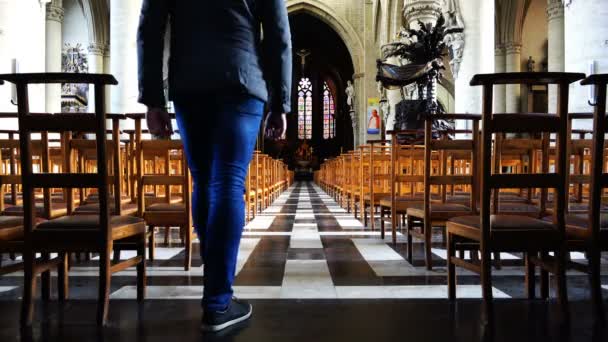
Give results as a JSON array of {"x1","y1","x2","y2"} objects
[{"x1": 1, "y1": 181, "x2": 606, "y2": 301}]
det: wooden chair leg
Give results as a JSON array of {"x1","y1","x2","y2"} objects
[
  {"x1": 406, "y1": 215, "x2": 414, "y2": 263},
  {"x1": 41, "y1": 253, "x2": 51, "y2": 301},
  {"x1": 493, "y1": 252, "x2": 502, "y2": 270},
  {"x1": 447, "y1": 232, "x2": 456, "y2": 300},
  {"x1": 588, "y1": 245, "x2": 605, "y2": 322},
  {"x1": 540, "y1": 251, "x2": 549, "y2": 299},
  {"x1": 424, "y1": 221, "x2": 433, "y2": 270},
  {"x1": 364, "y1": 203, "x2": 368, "y2": 227},
  {"x1": 97, "y1": 247, "x2": 112, "y2": 326},
  {"x1": 555, "y1": 247, "x2": 570, "y2": 325},
  {"x1": 179, "y1": 226, "x2": 185, "y2": 245},
  {"x1": 380, "y1": 207, "x2": 385, "y2": 240},
  {"x1": 458, "y1": 249, "x2": 465, "y2": 259},
  {"x1": 164, "y1": 226, "x2": 170, "y2": 245},
  {"x1": 184, "y1": 225, "x2": 192, "y2": 271},
  {"x1": 481, "y1": 248, "x2": 494, "y2": 326},
  {"x1": 58, "y1": 252, "x2": 69, "y2": 301},
  {"x1": 112, "y1": 249, "x2": 121, "y2": 263},
  {"x1": 525, "y1": 252, "x2": 536, "y2": 299},
  {"x1": 148, "y1": 226, "x2": 156, "y2": 261},
  {"x1": 20, "y1": 251, "x2": 36, "y2": 327},
  {"x1": 137, "y1": 236, "x2": 147, "y2": 302}
]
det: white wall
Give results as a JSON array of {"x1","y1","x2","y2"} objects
[
  {"x1": 62, "y1": 0, "x2": 87, "y2": 48},
  {"x1": 0, "y1": 0, "x2": 46, "y2": 131},
  {"x1": 565, "y1": 0, "x2": 608, "y2": 129}
]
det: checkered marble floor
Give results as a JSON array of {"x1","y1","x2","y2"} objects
[{"x1": 1, "y1": 182, "x2": 606, "y2": 300}]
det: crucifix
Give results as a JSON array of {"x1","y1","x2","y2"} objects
[{"x1": 296, "y1": 49, "x2": 311, "y2": 74}]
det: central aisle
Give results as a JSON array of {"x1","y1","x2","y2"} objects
[{"x1": 0, "y1": 182, "x2": 603, "y2": 301}]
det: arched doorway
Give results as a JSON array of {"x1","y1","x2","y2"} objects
[{"x1": 262, "y1": 13, "x2": 355, "y2": 173}]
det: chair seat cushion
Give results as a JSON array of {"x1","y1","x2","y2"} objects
[
  {"x1": 407, "y1": 203, "x2": 472, "y2": 219},
  {"x1": 37, "y1": 215, "x2": 145, "y2": 234},
  {"x1": 495, "y1": 203, "x2": 541, "y2": 216},
  {"x1": 73, "y1": 202, "x2": 138, "y2": 215},
  {"x1": 558, "y1": 213, "x2": 608, "y2": 240},
  {"x1": 446, "y1": 194, "x2": 471, "y2": 203},
  {"x1": 449, "y1": 214, "x2": 556, "y2": 231},
  {"x1": 379, "y1": 198, "x2": 423, "y2": 212},
  {"x1": 85, "y1": 194, "x2": 132, "y2": 205},
  {"x1": 364, "y1": 193, "x2": 391, "y2": 204},
  {"x1": 0, "y1": 216, "x2": 25, "y2": 241},
  {"x1": 146, "y1": 203, "x2": 186, "y2": 212},
  {"x1": 3, "y1": 202, "x2": 67, "y2": 218}
]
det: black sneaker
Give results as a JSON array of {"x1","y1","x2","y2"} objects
[{"x1": 202, "y1": 297, "x2": 253, "y2": 332}]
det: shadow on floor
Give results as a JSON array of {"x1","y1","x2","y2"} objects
[{"x1": 0, "y1": 299, "x2": 606, "y2": 342}]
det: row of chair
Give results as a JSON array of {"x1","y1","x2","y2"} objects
[
  {"x1": 316, "y1": 72, "x2": 607, "y2": 324},
  {"x1": 0, "y1": 72, "x2": 292, "y2": 327}
]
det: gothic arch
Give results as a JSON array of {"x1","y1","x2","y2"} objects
[
  {"x1": 286, "y1": 0, "x2": 364, "y2": 75},
  {"x1": 79, "y1": 0, "x2": 109, "y2": 50}
]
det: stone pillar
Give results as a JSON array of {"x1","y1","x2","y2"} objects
[
  {"x1": 547, "y1": 0, "x2": 565, "y2": 114},
  {"x1": 103, "y1": 47, "x2": 111, "y2": 110},
  {"x1": 565, "y1": 0, "x2": 608, "y2": 130},
  {"x1": 504, "y1": 42, "x2": 521, "y2": 113},
  {"x1": 494, "y1": 45, "x2": 506, "y2": 113},
  {"x1": 403, "y1": 0, "x2": 442, "y2": 26},
  {"x1": 87, "y1": 43, "x2": 107, "y2": 112},
  {"x1": 45, "y1": 0, "x2": 64, "y2": 113},
  {"x1": 454, "y1": 0, "x2": 495, "y2": 115},
  {"x1": 110, "y1": 0, "x2": 145, "y2": 114}
]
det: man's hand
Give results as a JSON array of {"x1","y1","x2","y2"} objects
[
  {"x1": 264, "y1": 112, "x2": 287, "y2": 140},
  {"x1": 146, "y1": 107, "x2": 173, "y2": 138}
]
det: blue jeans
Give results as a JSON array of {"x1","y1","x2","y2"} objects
[{"x1": 174, "y1": 94, "x2": 264, "y2": 312}]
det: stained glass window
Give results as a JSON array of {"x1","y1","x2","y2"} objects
[
  {"x1": 297, "y1": 78, "x2": 312, "y2": 140},
  {"x1": 323, "y1": 82, "x2": 336, "y2": 139}
]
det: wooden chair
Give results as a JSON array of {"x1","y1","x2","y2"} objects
[
  {"x1": 380, "y1": 133, "x2": 425, "y2": 244},
  {"x1": 406, "y1": 114, "x2": 480, "y2": 270},
  {"x1": 446, "y1": 72, "x2": 585, "y2": 325},
  {"x1": 0, "y1": 130, "x2": 69, "y2": 219},
  {"x1": 365, "y1": 141, "x2": 392, "y2": 230},
  {"x1": 130, "y1": 115, "x2": 194, "y2": 270},
  {"x1": 558, "y1": 74, "x2": 608, "y2": 322},
  {"x1": 245, "y1": 155, "x2": 258, "y2": 222},
  {"x1": 68, "y1": 115, "x2": 137, "y2": 216},
  {"x1": 0, "y1": 72, "x2": 147, "y2": 327}
]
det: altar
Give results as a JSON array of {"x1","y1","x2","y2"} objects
[{"x1": 294, "y1": 140, "x2": 315, "y2": 180}]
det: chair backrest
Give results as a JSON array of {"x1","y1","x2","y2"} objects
[
  {"x1": 368, "y1": 140, "x2": 391, "y2": 203},
  {"x1": 387, "y1": 130, "x2": 425, "y2": 203},
  {"x1": 471, "y1": 72, "x2": 585, "y2": 237},
  {"x1": 581, "y1": 74, "x2": 608, "y2": 236},
  {"x1": 64, "y1": 115, "x2": 125, "y2": 214},
  {"x1": 0, "y1": 72, "x2": 118, "y2": 242},
  {"x1": 423, "y1": 114, "x2": 481, "y2": 213}
]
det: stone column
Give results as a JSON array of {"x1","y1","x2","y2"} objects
[
  {"x1": 547, "y1": 0, "x2": 564, "y2": 114},
  {"x1": 494, "y1": 45, "x2": 506, "y2": 113},
  {"x1": 403, "y1": 0, "x2": 442, "y2": 26},
  {"x1": 87, "y1": 42, "x2": 107, "y2": 112},
  {"x1": 504, "y1": 42, "x2": 521, "y2": 113},
  {"x1": 110, "y1": 0, "x2": 145, "y2": 114},
  {"x1": 103, "y1": 47, "x2": 111, "y2": 110},
  {"x1": 454, "y1": 0, "x2": 495, "y2": 114},
  {"x1": 45, "y1": 0, "x2": 64, "y2": 113}
]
